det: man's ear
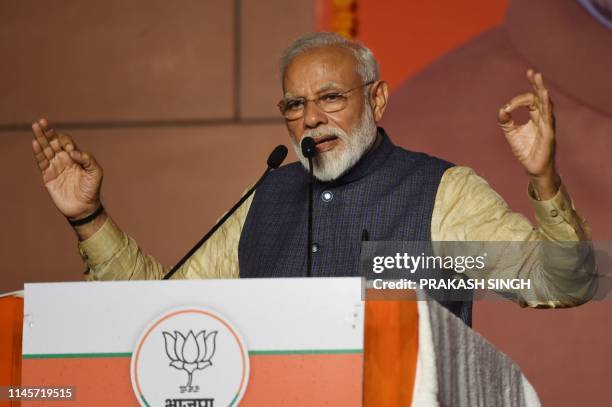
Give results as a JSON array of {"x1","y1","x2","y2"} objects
[{"x1": 369, "y1": 80, "x2": 389, "y2": 122}]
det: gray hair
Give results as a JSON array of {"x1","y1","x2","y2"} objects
[{"x1": 279, "y1": 32, "x2": 380, "y2": 84}]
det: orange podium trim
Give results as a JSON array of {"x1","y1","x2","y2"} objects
[
  {"x1": 0, "y1": 295, "x2": 23, "y2": 407},
  {"x1": 363, "y1": 297, "x2": 419, "y2": 407}
]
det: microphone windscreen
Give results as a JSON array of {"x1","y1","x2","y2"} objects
[
  {"x1": 301, "y1": 136, "x2": 317, "y2": 158},
  {"x1": 267, "y1": 145, "x2": 288, "y2": 168}
]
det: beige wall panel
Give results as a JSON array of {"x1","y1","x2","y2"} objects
[
  {"x1": 0, "y1": 1, "x2": 234, "y2": 123},
  {"x1": 0, "y1": 123, "x2": 296, "y2": 292},
  {"x1": 240, "y1": 0, "x2": 314, "y2": 118}
]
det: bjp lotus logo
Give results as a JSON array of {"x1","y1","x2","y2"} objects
[
  {"x1": 131, "y1": 308, "x2": 249, "y2": 406},
  {"x1": 162, "y1": 330, "x2": 218, "y2": 390}
]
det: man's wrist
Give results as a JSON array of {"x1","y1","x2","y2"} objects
[
  {"x1": 73, "y1": 210, "x2": 109, "y2": 242},
  {"x1": 77, "y1": 214, "x2": 123, "y2": 267},
  {"x1": 67, "y1": 205, "x2": 105, "y2": 226},
  {"x1": 529, "y1": 170, "x2": 561, "y2": 201}
]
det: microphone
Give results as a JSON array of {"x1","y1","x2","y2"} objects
[
  {"x1": 163, "y1": 144, "x2": 288, "y2": 280},
  {"x1": 301, "y1": 136, "x2": 316, "y2": 158},
  {"x1": 268, "y1": 144, "x2": 288, "y2": 168},
  {"x1": 301, "y1": 137, "x2": 317, "y2": 278}
]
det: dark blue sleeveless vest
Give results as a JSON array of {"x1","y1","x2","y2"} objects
[{"x1": 239, "y1": 128, "x2": 472, "y2": 326}]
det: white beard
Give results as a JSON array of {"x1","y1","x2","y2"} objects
[{"x1": 291, "y1": 105, "x2": 378, "y2": 181}]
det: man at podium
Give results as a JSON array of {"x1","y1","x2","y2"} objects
[{"x1": 29, "y1": 33, "x2": 596, "y2": 326}]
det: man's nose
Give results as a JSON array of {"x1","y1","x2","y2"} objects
[{"x1": 303, "y1": 99, "x2": 328, "y2": 129}]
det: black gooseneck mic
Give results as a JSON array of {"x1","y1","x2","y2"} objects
[
  {"x1": 301, "y1": 136, "x2": 317, "y2": 277},
  {"x1": 163, "y1": 145, "x2": 288, "y2": 280}
]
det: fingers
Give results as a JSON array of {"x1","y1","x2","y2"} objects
[
  {"x1": 38, "y1": 117, "x2": 49, "y2": 130},
  {"x1": 502, "y1": 70, "x2": 552, "y2": 117},
  {"x1": 57, "y1": 132, "x2": 76, "y2": 152},
  {"x1": 537, "y1": 78, "x2": 552, "y2": 122},
  {"x1": 527, "y1": 69, "x2": 546, "y2": 99},
  {"x1": 47, "y1": 130, "x2": 62, "y2": 153},
  {"x1": 32, "y1": 121, "x2": 56, "y2": 161},
  {"x1": 39, "y1": 118, "x2": 78, "y2": 150},
  {"x1": 498, "y1": 92, "x2": 538, "y2": 132},
  {"x1": 527, "y1": 69, "x2": 553, "y2": 121},
  {"x1": 35, "y1": 119, "x2": 59, "y2": 154},
  {"x1": 34, "y1": 118, "x2": 57, "y2": 150},
  {"x1": 526, "y1": 69, "x2": 539, "y2": 97},
  {"x1": 497, "y1": 108, "x2": 515, "y2": 130},
  {"x1": 503, "y1": 92, "x2": 538, "y2": 113},
  {"x1": 32, "y1": 117, "x2": 79, "y2": 156},
  {"x1": 31, "y1": 139, "x2": 50, "y2": 171},
  {"x1": 69, "y1": 149, "x2": 100, "y2": 173},
  {"x1": 37, "y1": 118, "x2": 68, "y2": 154}
]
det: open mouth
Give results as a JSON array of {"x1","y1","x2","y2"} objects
[{"x1": 313, "y1": 135, "x2": 340, "y2": 153}]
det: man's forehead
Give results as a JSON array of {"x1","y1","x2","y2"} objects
[
  {"x1": 282, "y1": 46, "x2": 360, "y2": 93},
  {"x1": 284, "y1": 82, "x2": 343, "y2": 98}
]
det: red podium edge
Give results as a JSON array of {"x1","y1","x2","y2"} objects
[{"x1": 0, "y1": 295, "x2": 23, "y2": 407}]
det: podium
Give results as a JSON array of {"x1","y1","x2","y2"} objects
[
  {"x1": 0, "y1": 292, "x2": 23, "y2": 407},
  {"x1": 1, "y1": 278, "x2": 539, "y2": 406}
]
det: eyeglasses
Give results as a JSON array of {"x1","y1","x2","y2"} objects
[{"x1": 277, "y1": 80, "x2": 375, "y2": 120}]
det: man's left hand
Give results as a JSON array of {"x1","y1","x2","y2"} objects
[{"x1": 498, "y1": 69, "x2": 560, "y2": 200}]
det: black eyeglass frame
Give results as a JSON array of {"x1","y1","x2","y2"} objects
[{"x1": 277, "y1": 80, "x2": 377, "y2": 120}]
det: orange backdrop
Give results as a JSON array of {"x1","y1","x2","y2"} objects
[{"x1": 316, "y1": 0, "x2": 508, "y2": 90}]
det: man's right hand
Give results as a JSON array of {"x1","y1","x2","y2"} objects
[{"x1": 31, "y1": 118, "x2": 104, "y2": 222}]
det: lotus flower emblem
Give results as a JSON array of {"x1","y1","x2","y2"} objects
[{"x1": 163, "y1": 330, "x2": 217, "y2": 389}]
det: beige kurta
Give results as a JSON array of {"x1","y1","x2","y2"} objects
[{"x1": 78, "y1": 166, "x2": 596, "y2": 308}]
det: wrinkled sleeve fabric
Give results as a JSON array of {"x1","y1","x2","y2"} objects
[
  {"x1": 79, "y1": 194, "x2": 252, "y2": 281},
  {"x1": 431, "y1": 166, "x2": 597, "y2": 308}
]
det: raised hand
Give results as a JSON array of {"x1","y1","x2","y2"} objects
[
  {"x1": 31, "y1": 118, "x2": 103, "y2": 220},
  {"x1": 498, "y1": 70, "x2": 560, "y2": 199}
]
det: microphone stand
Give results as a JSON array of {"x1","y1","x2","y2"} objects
[
  {"x1": 307, "y1": 157, "x2": 314, "y2": 277},
  {"x1": 163, "y1": 145, "x2": 288, "y2": 280},
  {"x1": 301, "y1": 136, "x2": 317, "y2": 278}
]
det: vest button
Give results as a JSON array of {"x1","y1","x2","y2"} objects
[
  {"x1": 321, "y1": 190, "x2": 334, "y2": 202},
  {"x1": 311, "y1": 243, "x2": 320, "y2": 253}
]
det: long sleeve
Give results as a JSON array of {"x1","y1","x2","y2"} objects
[
  {"x1": 431, "y1": 166, "x2": 597, "y2": 307},
  {"x1": 79, "y1": 194, "x2": 252, "y2": 281}
]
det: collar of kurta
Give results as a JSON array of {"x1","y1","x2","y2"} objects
[
  {"x1": 307, "y1": 126, "x2": 395, "y2": 187},
  {"x1": 505, "y1": 0, "x2": 612, "y2": 117}
]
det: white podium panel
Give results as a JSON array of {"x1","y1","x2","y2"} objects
[{"x1": 22, "y1": 278, "x2": 364, "y2": 406}]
